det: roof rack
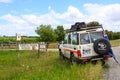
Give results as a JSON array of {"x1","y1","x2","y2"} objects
[{"x1": 68, "y1": 22, "x2": 103, "y2": 32}]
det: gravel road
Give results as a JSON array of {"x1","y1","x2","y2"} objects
[{"x1": 105, "y1": 46, "x2": 120, "y2": 80}]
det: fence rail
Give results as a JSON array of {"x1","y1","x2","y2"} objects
[
  {"x1": 0, "y1": 42, "x2": 58, "y2": 50},
  {"x1": 0, "y1": 43, "x2": 17, "y2": 49}
]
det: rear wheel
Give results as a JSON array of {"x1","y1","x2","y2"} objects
[
  {"x1": 101, "y1": 60, "x2": 106, "y2": 65},
  {"x1": 70, "y1": 53, "x2": 77, "y2": 65},
  {"x1": 101, "y1": 58, "x2": 108, "y2": 65},
  {"x1": 91, "y1": 60, "x2": 98, "y2": 65}
]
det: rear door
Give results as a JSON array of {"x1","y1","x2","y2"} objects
[
  {"x1": 80, "y1": 33, "x2": 93, "y2": 57},
  {"x1": 89, "y1": 31, "x2": 104, "y2": 55}
]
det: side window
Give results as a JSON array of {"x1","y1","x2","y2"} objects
[
  {"x1": 80, "y1": 33, "x2": 90, "y2": 44},
  {"x1": 68, "y1": 34, "x2": 71, "y2": 44},
  {"x1": 63, "y1": 34, "x2": 68, "y2": 44},
  {"x1": 72, "y1": 33, "x2": 78, "y2": 45}
]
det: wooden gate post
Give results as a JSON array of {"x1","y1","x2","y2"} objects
[{"x1": 38, "y1": 42, "x2": 40, "y2": 58}]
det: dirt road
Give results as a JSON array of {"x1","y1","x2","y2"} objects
[{"x1": 105, "y1": 46, "x2": 120, "y2": 80}]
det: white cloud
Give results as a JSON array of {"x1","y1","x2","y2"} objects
[
  {"x1": 0, "y1": 4, "x2": 120, "y2": 36},
  {"x1": 65, "y1": 6, "x2": 84, "y2": 21},
  {"x1": 22, "y1": 13, "x2": 60, "y2": 26},
  {"x1": 0, "y1": 14, "x2": 26, "y2": 24},
  {"x1": 22, "y1": 15, "x2": 41, "y2": 25},
  {"x1": 48, "y1": 6, "x2": 52, "y2": 10},
  {"x1": 84, "y1": 3, "x2": 120, "y2": 31},
  {"x1": 50, "y1": 6, "x2": 85, "y2": 23},
  {"x1": 11, "y1": 10, "x2": 18, "y2": 14},
  {"x1": 0, "y1": 14, "x2": 35, "y2": 36},
  {"x1": 0, "y1": 0, "x2": 12, "y2": 3},
  {"x1": 24, "y1": 8, "x2": 32, "y2": 12},
  {"x1": 84, "y1": 3, "x2": 120, "y2": 21}
]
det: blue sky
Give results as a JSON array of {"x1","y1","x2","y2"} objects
[{"x1": 0, "y1": 0, "x2": 120, "y2": 36}]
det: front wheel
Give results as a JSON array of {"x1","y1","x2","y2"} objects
[{"x1": 59, "y1": 50, "x2": 65, "y2": 59}]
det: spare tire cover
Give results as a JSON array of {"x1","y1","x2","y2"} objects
[{"x1": 93, "y1": 38, "x2": 111, "y2": 55}]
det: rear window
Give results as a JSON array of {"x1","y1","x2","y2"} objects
[
  {"x1": 90, "y1": 32, "x2": 103, "y2": 43},
  {"x1": 80, "y1": 33, "x2": 90, "y2": 44}
]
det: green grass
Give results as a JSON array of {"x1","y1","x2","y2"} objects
[
  {"x1": 0, "y1": 50, "x2": 104, "y2": 80},
  {"x1": 110, "y1": 39, "x2": 120, "y2": 47}
]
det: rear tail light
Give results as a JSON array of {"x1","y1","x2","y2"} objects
[
  {"x1": 106, "y1": 55, "x2": 111, "y2": 58},
  {"x1": 77, "y1": 50, "x2": 81, "y2": 57}
]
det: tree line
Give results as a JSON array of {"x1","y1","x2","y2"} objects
[
  {"x1": 35, "y1": 25, "x2": 66, "y2": 43},
  {"x1": 105, "y1": 30, "x2": 120, "y2": 40},
  {"x1": 0, "y1": 21, "x2": 120, "y2": 44},
  {"x1": 35, "y1": 22, "x2": 120, "y2": 43}
]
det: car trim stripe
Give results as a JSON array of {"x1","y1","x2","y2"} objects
[{"x1": 64, "y1": 48, "x2": 77, "y2": 53}]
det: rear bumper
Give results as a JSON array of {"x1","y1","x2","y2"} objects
[{"x1": 78, "y1": 54, "x2": 112, "y2": 62}]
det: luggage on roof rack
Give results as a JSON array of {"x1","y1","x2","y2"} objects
[
  {"x1": 69, "y1": 22, "x2": 103, "y2": 32},
  {"x1": 70, "y1": 22, "x2": 86, "y2": 31}
]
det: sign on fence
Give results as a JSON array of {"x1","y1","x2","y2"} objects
[
  {"x1": 19, "y1": 44, "x2": 38, "y2": 50},
  {"x1": 39, "y1": 42, "x2": 46, "y2": 49},
  {"x1": 18, "y1": 42, "x2": 47, "y2": 51}
]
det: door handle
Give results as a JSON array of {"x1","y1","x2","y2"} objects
[{"x1": 74, "y1": 48, "x2": 76, "y2": 50}]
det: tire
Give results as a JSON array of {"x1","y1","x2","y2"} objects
[
  {"x1": 70, "y1": 53, "x2": 77, "y2": 65},
  {"x1": 93, "y1": 38, "x2": 111, "y2": 55},
  {"x1": 59, "y1": 49, "x2": 65, "y2": 59},
  {"x1": 101, "y1": 60, "x2": 106, "y2": 65},
  {"x1": 91, "y1": 60, "x2": 98, "y2": 65}
]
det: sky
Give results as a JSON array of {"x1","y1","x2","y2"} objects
[{"x1": 0, "y1": 0, "x2": 120, "y2": 36}]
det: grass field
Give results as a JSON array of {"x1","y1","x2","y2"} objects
[
  {"x1": 0, "y1": 50, "x2": 104, "y2": 80},
  {"x1": 110, "y1": 39, "x2": 120, "y2": 47}
]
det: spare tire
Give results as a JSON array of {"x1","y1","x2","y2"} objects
[{"x1": 93, "y1": 38, "x2": 111, "y2": 55}]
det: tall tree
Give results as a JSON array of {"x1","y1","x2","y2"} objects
[
  {"x1": 55, "y1": 26, "x2": 66, "y2": 42},
  {"x1": 35, "y1": 25, "x2": 57, "y2": 42}
]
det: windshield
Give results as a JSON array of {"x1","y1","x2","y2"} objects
[{"x1": 90, "y1": 32, "x2": 103, "y2": 43}]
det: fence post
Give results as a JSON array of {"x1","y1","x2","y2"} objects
[
  {"x1": 1, "y1": 41, "x2": 3, "y2": 50},
  {"x1": 38, "y1": 42, "x2": 40, "y2": 58},
  {"x1": 46, "y1": 42, "x2": 48, "y2": 53},
  {"x1": 17, "y1": 41, "x2": 20, "y2": 59}
]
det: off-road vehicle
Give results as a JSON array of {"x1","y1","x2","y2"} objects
[{"x1": 59, "y1": 22, "x2": 112, "y2": 64}]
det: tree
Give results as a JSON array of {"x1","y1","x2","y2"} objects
[
  {"x1": 87, "y1": 21, "x2": 100, "y2": 27},
  {"x1": 105, "y1": 30, "x2": 120, "y2": 40},
  {"x1": 55, "y1": 26, "x2": 66, "y2": 42},
  {"x1": 35, "y1": 25, "x2": 57, "y2": 42}
]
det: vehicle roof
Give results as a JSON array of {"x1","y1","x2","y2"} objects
[{"x1": 68, "y1": 26, "x2": 103, "y2": 34}]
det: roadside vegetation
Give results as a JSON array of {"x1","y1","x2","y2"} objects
[
  {"x1": 0, "y1": 21, "x2": 120, "y2": 48},
  {"x1": 0, "y1": 50, "x2": 104, "y2": 80},
  {"x1": 110, "y1": 39, "x2": 120, "y2": 47},
  {"x1": 0, "y1": 21, "x2": 119, "y2": 80}
]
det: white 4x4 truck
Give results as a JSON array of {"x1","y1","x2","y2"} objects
[{"x1": 59, "y1": 22, "x2": 112, "y2": 64}]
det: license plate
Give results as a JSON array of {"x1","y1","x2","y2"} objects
[{"x1": 83, "y1": 49, "x2": 91, "y2": 55}]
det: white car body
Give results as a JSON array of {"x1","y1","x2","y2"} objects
[{"x1": 59, "y1": 22, "x2": 111, "y2": 64}]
